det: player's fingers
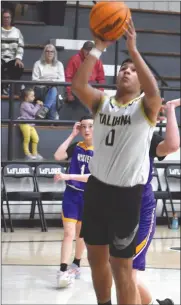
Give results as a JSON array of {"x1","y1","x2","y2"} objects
[{"x1": 129, "y1": 18, "x2": 135, "y2": 31}]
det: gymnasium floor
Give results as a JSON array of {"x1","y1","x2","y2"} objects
[{"x1": 1, "y1": 226, "x2": 180, "y2": 304}]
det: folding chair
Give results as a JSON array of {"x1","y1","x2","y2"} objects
[
  {"x1": 164, "y1": 165, "x2": 181, "y2": 217},
  {"x1": 152, "y1": 165, "x2": 172, "y2": 228},
  {"x1": 2, "y1": 164, "x2": 46, "y2": 232},
  {"x1": 1, "y1": 185, "x2": 7, "y2": 232},
  {"x1": 30, "y1": 164, "x2": 67, "y2": 231}
]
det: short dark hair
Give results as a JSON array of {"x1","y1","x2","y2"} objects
[
  {"x1": 121, "y1": 58, "x2": 133, "y2": 67},
  {"x1": 20, "y1": 88, "x2": 34, "y2": 101},
  {"x1": 80, "y1": 115, "x2": 93, "y2": 122}
]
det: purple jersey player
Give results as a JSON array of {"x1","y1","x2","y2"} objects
[{"x1": 54, "y1": 115, "x2": 93, "y2": 289}]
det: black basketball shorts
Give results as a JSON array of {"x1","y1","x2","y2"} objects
[{"x1": 80, "y1": 175, "x2": 143, "y2": 258}]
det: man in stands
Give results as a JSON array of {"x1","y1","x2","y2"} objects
[{"x1": 65, "y1": 41, "x2": 105, "y2": 112}]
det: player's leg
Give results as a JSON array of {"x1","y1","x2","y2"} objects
[
  {"x1": 69, "y1": 192, "x2": 85, "y2": 278},
  {"x1": 87, "y1": 244, "x2": 112, "y2": 304},
  {"x1": 81, "y1": 176, "x2": 112, "y2": 304},
  {"x1": 133, "y1": 200, "x2": 174, "y2": 305},
  {"x1": 133, "y1": 200, "x2": 157, "y2": 304},
  {"x1": 57, "y1": 187, "x2": 79, "y2": 288},
  {"x1": 109, "y1": 184, "x2": 143, "y2": 305}
]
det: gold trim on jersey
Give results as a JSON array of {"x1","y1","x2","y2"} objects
[
  {"x1": 111, "y1": 95, "x2": 142, "y2": 108},
  {"x1": 62, "y1": 212, "x2": 78, "y2": 223},
  {"x1": 135, "y1": 237, "x2": 147, "y2": 255},
  {"x1": 94, "y1": 94, "x2": 107, "y2": 117},
  {"x1": 77, "y1": 141, "x2": 94, "y2": 151},
  {"x1": 140, "y1": 101, "x2": 156, "y2": 127}
]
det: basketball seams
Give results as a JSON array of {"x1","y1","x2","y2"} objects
[
  {"x1": 90, "y1": 2, "x2": 131, "y2": 41},
  {"x1": 104, "y1": 7, "x2": 129, "y2": 40},
  {"x1": 92, "y1": 7, "x2": 126, "y2": 33},
  {"x1": 110, "y1": 7, "x2": 130, "y2": 40},
  {"x1": 90, "y1": 2, "x2": 108, "y2": 19}
]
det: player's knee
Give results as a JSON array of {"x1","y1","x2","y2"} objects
[
  {"x1": 110, "y1": 256, "x2": 133, "y2": 284},
  {"x1": 63, "y1": 226, "x2": 75, "y2": 241},
  {"x1": 87, "y1": 245, "x2": 109, "y2": 269}
]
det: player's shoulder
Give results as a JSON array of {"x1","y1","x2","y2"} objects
[{"x1": 77, "y1": 141, "x2": 94, "y2": 151}]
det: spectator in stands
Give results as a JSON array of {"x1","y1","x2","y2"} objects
[
  {"x1": 32, "y1": 44, "x2": 65, "y2": 120},
  {"x1": 1, "y1": 9, "x2": 24, "y2": 95},
  {"x1": 18, "y1": 88, "x2": 43, "y2": 160},
  {"x1": 65, "y1": 41, "x2": 105, "y2": 110}
]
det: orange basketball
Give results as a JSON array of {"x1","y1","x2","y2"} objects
[{"x1": 89, "y1": 1, "x2": 131, "y2": 41}]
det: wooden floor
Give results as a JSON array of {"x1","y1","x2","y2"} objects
[{"x1": 1, "y1": 226, "x2": 180, "y2": 304}]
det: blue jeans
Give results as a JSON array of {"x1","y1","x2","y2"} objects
[{"x1": 44, "y1": 87, "x2": 57, "y2": 119}]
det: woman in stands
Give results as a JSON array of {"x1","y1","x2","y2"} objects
[
  {"x1": 32, "y1": 44, "x2": 65, "y2": 120},
  {"x1": 1, "y1": 9, "x2": 24, "y2": 95},
  {"x1": 56, "y1": 98, "x2": 180, "y2": 305}
]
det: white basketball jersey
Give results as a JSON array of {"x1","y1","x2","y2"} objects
[{"x1": 89, "y1": 94, "x2": 155, "y2": 187}]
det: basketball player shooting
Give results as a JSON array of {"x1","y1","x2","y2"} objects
[
  {"x1": 56, "y1": 98, "x2": 180, "y2": 305},
  {"x1": 72, "y1": 18, "x2": 162, "y2": 305}
]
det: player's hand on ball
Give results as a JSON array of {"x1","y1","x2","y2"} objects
[
  {"x1": 124, "y1": 18, "x2": 137, "y2": 53},
  {"x1": 72, "y1": 122, "x2": 81, "y2": 137},
  {"x1": 54, "y1": 173, "x2": 69, "y2": 182},
  {"x1": 93, "y1": 33, "x2": 113, "y2": 52}
]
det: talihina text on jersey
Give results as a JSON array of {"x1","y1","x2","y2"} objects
[{"x1": 99, "y1": 113, "x2": 131, "y2": 126}]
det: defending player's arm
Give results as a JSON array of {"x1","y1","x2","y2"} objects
[
  {"x1": 155, "y1": 98, "x2": 180, "y2": 157},
  {"x1": 54, "y1": 122, "x2": 80, "y2": 160},
  {"x1": 125, "y1": 19, "x2": 162, "y2": 122},
  {"x1": 54, "y1": 173, "x2": 90, "y2": 183},
  {"x1": 72, "y1": 40, "x2": 111, "y2": 114}
]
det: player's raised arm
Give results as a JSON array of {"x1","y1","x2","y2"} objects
[
  {"x1": 72, "y1": 39, "x2": 111, "y2": 114},
  {"x1": 125, "y1": 19, "x2": 162, "y2": 123},
  {"x1": 156, "y1": 98, "x2": 180, "y2": 156},
  {"x1": 54, "y1": 122, "x2": 80, "y2": 161}
]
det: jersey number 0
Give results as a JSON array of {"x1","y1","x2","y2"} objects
[{"x1": 105, "y1": 129, "x2": 115, "y2": 146}]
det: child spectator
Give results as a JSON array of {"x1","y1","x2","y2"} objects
[{"x1": 18, "y1": 88, "x2": 43, "y2": 160}]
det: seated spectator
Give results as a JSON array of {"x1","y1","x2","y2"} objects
[
  {"x1": 1, "y1": 9, "x2": 24, "y2": 95},
  {"x1": 32, "y1": 44, "x2": 65, "y2": 120},
  {"x1": 18, "y1": 88, "x2": 43, "y2": 160},
  {"x1": 65, "y1": 41, "x2": 105, "y2": 109}
]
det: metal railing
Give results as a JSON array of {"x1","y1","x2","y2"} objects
[{"x1": 1, "y1": 79, "x2": 180, "y2": 160}]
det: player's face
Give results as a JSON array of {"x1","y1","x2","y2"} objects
[
  {"x1": 117, "y1": 63, "x2": 141, "y2": 94},
  {"x1": 80, "y1": 119, "x2": 93, "y2": 140}
]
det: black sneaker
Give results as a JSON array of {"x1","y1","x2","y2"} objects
[
  {"x1": 36, "y1": 106, "x2": 49, "y2": 119},
  {"x1": 156, "y1": 298, "x2": 174, "y2": 305}
]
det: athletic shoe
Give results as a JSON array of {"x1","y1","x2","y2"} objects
[
  {"x1": 24, "y1": 155, "x2": 36, "y2": 160},
  {"x1": 33, "y1": 154, "x2": 44, "y2": 160},
  {"x1": 68, "y1": 263, "x2": 81, "y2": 279},
  {"x1": 156, "y1": 298, "x2": 174, "y2": 305},
  {"x1": 56, "y1": 270, "x2": 74, "y2": 288}
]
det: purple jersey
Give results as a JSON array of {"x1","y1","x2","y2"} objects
[
  {"x1": 66, "y1": 141, "x2": 93, "y2": 191},
  {"x1": 133, "y1": 133, "x2": 165, "y2": 271}
]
